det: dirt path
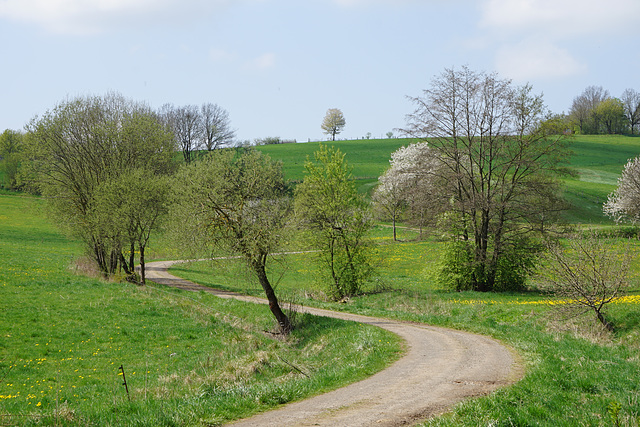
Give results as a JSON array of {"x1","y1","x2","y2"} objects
[{"x1": 145, "y1": 260, "x2": 523, "y2": 427}]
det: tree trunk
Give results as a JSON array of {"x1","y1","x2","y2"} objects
[
  {"x1": 392, "y1": 216, "x2": 397, "y2": 241},
  {"x1": 129, "y1": 242, "x2": 135, "y2": 274},
  {"x1": 139, "y1": 244, "x2": 146, "y2": 285},
  {"x1": 252, "y1": 258, "x2": 291, "y2": 334},
  {"x1": 596, "y1": 310, "x2": 615, "y2": 332}
]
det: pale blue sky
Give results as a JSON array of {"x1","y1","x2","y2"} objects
[{"x1": 1, "y1": 0, "x2": 638, "y2": 142}]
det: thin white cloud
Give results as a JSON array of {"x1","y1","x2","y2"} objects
[
  {"x1": 495, "y1": 39, "x2": 587, "y2": 82},
  {"x1": 0, "y1": 0, "x2": 232, "y2": 34},
  {"x1": 209, "y1": 48, "x2": 235, "y2": 63},
  {"x1": 476, "y1": 0, "x2": 639, "y2": 81},
  {"x1": 244, "y1": 52, "x2": 276, "y2": 71},
  {"x1": 480, "y1": 0, "x2": 640, "y2": 38}
]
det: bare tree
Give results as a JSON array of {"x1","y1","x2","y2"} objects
[
  {"x1": 321, "y1": 108, "x2": 346, "y2": 141},
  {"x1": 401, "y1": 67, "x2": 570, "y2": 291},
  {"x1": 159, "y1": 103, "x2": 201, "y2": 163},
  {"x1": 543, "y1": 233, "x2": 631, "y2": 332},
  {"x1": 200, "y1": 103, "x2": 235, "y2": 150},
  {"x1": 569, "y1": 86, "x2": 611, "y2": 134},
  {"x1": 621, "y1": 88, "x2": 640, "y2": 135}
]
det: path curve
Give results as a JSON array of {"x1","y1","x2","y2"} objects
[{"x1": 145, "y1": 260, "x2": 523, "y2": 427}]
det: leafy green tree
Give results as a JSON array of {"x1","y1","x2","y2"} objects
[
  {"x1": 294, "y1": 144, "x2": 374, "y2": 300},
  {"x1": 94, "y1": 170, "x2": 170, "y2": 284},
  {"x1": 23, "y1": 93, "x2": 176, "y2": 278},
  {"x1": 170, "y1": 148, "x2": 293, "y2": 333},
  {"x1": 596, "y1": 98, "x2": 627, "y2": 134},
  {"x1": 0, "y1": 129, "x2": 24, "y2": 190},
  {"x1": 321, "y1": 108, "x2": 346, "y2": 141}
]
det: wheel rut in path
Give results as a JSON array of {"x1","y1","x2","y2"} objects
[{"x1": 145, "y1": 260, "x2": 523, "y2": 427}]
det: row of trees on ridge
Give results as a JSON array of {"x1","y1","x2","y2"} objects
[{"x1": 568, "y1": 86, "x2": 640, "y2": 135}]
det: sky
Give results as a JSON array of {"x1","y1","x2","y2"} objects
[{"x1": 0, "y1": 0, "x2": 639, "y2": 142}]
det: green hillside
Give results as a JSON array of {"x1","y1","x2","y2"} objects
[{"x1": 257, "y1": 135, "x2": 640, "y2": 224}]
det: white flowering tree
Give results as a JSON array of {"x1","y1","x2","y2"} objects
[
  {"x1": 321, "y1": 108, "x2": 346, "y2": 141},
  {"x1": 373, "y1": 142, "x2": 445, "y2": 240},
  {"x1": 604, "y1": 156, "x2": 640, "y2": 224}
]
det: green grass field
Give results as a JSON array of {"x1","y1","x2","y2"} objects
[
  {"x1": 4, "y1": 135, "x2": 640, "y2": 425},
  {"x1": 0, "y1": 195, "x2": 402, "y2": 425}
]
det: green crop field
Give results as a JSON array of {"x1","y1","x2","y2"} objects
[{"x1": 4, "y1": 134, "x2": 640, "y2": 425}]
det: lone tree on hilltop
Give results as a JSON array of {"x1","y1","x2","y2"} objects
[{"x1": 321, "y1": 108, "x2": 346, "y2": 141}]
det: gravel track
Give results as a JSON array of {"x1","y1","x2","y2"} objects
[{"x1": 145, "y1": 260, "x2": 523, "y2": 426}]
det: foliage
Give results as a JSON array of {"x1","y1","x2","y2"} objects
[
  {"x1": 320, "y1": 108, "x2": 346, "y2": 141},
  {"x1": 402, "y1": 67, "x2": 570, "y2": 291},
  {"x1": 170, "y1": 148, "x2": 294, "y2": 332},
  {"x1": 294, "y1": 144, "x2": 375, "y2": 300},
  {"x1": 569, "y1": 85, "x2": 638, "y2": 135},
  {"x1": 0, "y1": 129, "x2": 24, "y2": 190},
  {"x1": 255, "y1": 136, "x2": 282, "y2": 145},
  {"x1": 22, "y1": 93, "x2": 176, "y2": 279},
  {"x1": 93, "y1": 170, "x2": 170, "y2": 283}
]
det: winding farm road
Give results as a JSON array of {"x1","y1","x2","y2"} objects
[{"x1": 145, "y1": 260, "x2": 523, "y2": 427}]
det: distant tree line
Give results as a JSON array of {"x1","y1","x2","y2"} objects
[{"x1": 568, "y1": 86, "x2": 640, "y2": 135}]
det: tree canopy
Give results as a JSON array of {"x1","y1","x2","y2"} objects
[
  {"x1": 23, "y1": 93, "x2": 176, "y2": 278},
  {"x1": 321, "y1": 108, "x2": 346, "y2": 141},
  {"x1": 402, "y1": 66, "x2": 570, "y2": 291},
  {"x1": 294, "y1": 144, "x2": 374, "y2": 299},
  {"x1": 170, "y1": 148, "x2": 293, "y2": 333}
]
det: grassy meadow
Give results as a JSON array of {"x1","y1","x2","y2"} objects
[
  {"x1": 4, "y1": 134, "x2": 640, "y2": 425},
  {"x1": 0, "y1": 195, "x2": 402, "y2": 425}
]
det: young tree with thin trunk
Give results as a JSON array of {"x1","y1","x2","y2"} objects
[
  {"x1": 294, "y1": 144, "x2": 374, "y2": 300},
  {"x1": 170, "y1": 148, "x2": 292, "y2": 333},
  {"x1": 321, "y1": 108, "x2": 346, "y2": 141},
  {"x1": 543, "y1": 233, "x2": 630, "y2": 332}
]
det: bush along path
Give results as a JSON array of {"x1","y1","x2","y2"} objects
[{"x1": 145, "y1": 260, "x2": 523, "y2": 426}]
